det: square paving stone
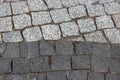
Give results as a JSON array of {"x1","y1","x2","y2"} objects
[
  {"x1": 2, "y1": 43, "x2": 19, "y2": 58},
  {"x1": 45, "y1": 0, "x2": 62, "y2": 9},
  {"x1": 50, "y1": 8, "x2": 71, "y2": 23},
  {"x1": 13, "y1": 14, "x2": 31, "y2": 29},
  {"x1": 39, "y1": 40, "x2": 55, "y2": 55},
  {"x1": 31, "y1": 11, "x2": 52, "y2": 25},
  {"x1": 79, "y1": 0, "x2": 98, "y2": 5},
  {"x1": 55, "y1": 41, "x2": 74, "y2": 55},
  {"x1": 104, "y1": 29, "x2": 120, "y2": 43},
  {"x1": 67, "y1": 71, "x2": 87, "y2": 80},
  {"x1": 51, "y1": 56, "x2": 71, "y2": 70},
  {"x1": 23, "y1": 26, "x2": 42, "y2": 41},
  {"x1": 77, "y1": 18, "x2": 96, "y2": 33},
  {"x1": 47, "y1": 72, "x2": 67, "y2": 80},
  {"x1": 60, "y1": 22, "x2": 79, "y2": 37},
  {"x1": 106, "y1": 74, "x2": 120, "y2": 80},
  {"x1": 27, "y1": 41, "x2": 39, "y2": 57},
  {"x1": 68, "y1": 5, "x2": 87, "y2": 19},
  {"x1": 91, "y1": 57, "x2": 109, "y2": 72},
  {"x1": 0, "y1": 3, "x2": 11, "y2": 17},
  {"x1": 28, "y1": 73, "x2": 46, "y2": 80},
  {"x1": 11, "y1": 1, "x2": 29, "y2": 14},
  {"x1": 111, "y1": 44, "x2": 120, "y2": 59},
  {"x1": 104, "y1": 2, "x2": 120, "y2": 14},
  {"x1": 109, "y1": 59, "x2": 120, "y2": 74},
  {"x1": 41, "y1": 24, "x2": 61, "y2": 40},
  {"x1": 27, "y1": 0, "x2": 47, "y2": 11},
  {"x1": 87, "y1": 4, "x2": 105, "y2": 17},
  {"x1": 0, "y1": 17, "x2": 12, "y2": 32},
  {"x1": 75, "y1": 42, "x2": 93, "y2": 55},
  {"x1": 113, "y1": 14, "x2": 120, "y2": 28},
  {"x1": 84, "y1": 31, "x2": 107, "y2": 43},
  {"x1": 96, "y1": 16, "x2": 114, "y2": 29},
  {"x1": 30, "y1": 57, "x2": 50, "y2": 72},
  {"x1": 72, "y1": 55, "x2": 90, "y2": 69},
  {"x1": 2, "y1": 31, "x2": 23, "y2": 42},
  {"x1": 88, "y1": 72, "x2": 104, "y2": 80},
  {"x1": 0, "y1": 59, "x2": 11, "y2": 74},
  {"x1": 93, "y1": 43, "x2": 111, "y2": 57},
  {"x1": 61, "y1": 0, "x2": 79, "y2": 7},
  {"x1": 13, "y1": 58, "x2": 29, "y2": 73}
]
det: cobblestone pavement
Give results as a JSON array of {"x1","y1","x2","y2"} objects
[
  {"x1": 0, "y1": 40, "x2": 120, "y2": 80},
  {"x1": 0, "y1": 0, "x2": 120, "y2": 43}
]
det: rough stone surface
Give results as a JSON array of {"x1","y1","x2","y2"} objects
[
  {"x1": 79, "y1": 0, "x2": 98, "y2": 5},
  {"x1": 88, "y1": 72, "x2": 104, "y2": 80},
  {"x1": 23, "y1": 26, "x2": 42, "y2": 41},
  {"x1": 2, "y1": 31, "x2": 23, "y2": 42},
  {"x1": 41, "y1": 24, "x2": 61, "y2": 40},
  {"x1": 11, "y1": 1, "x2": 29, "y2": 14},
  {"x1": 0, "y1": 3, "x2": 11, "y2": 17},
  {"x1": 84, "y1": 31, "x2": 107, "y2": 43},
  {"x1": 77, "y1": 18, "x2": 96, "y2": 33},
  {"x1": 68, "y1": 5, "x2": 87, "y2": 19},
  {"x1": 106, "y1": 74, "x2": 120, "y2": 80},
  {"x1": 60, "y1": 22, "x2": 79, "y2": 37},
  {"x1": 31, "y1": 11, "x2": 52, "y2": 25},
  {"x1": 27, "y1": 0, "x2": 47, "y2": 11},
  {"x1": 5, "y1": 75, "x2": 27, "y2": 80},
  {"x1": 113, "y1": 14, "x2": 120, "y2": 28},
  {"x1": 13, "y1": 14, "x2": 31, "y2": 29},
  {"x1": 51, "y1": 56, "x2": 71, "y2": 70},
  {"x1": 96, "y1": 16, "x2": 115, "y2": 29},
  {"x1": 99, "y1": 0, "x2": 114, "y2": 3},
  {"x1": 50, "y1": 8, "x2": 71, "y2": 23},
  {"x1": 0, "y1": 42, "x2": 6, "y2": 55},
  {"x1": 104, "y1": 2, "x2": 120, "y2": 14},
  {"x1": 104, "y1": 29, "x2": 120, "y2": 43},
  {"x1": 87, "y1": 4, "x2": 105, "y2": 17},
  {"x1": 0, "y1": 17, "x2": 12, "y2": 32},
  {"x1": 61, "y1": 0, "x2": 79, "y2": 7},
  {"x1": 28, "y1": 73, "x2": 46, "y2": 80},
  {"x1": 13, "y1": 58, "x2": 29, "y2": 73},
  {"x1": 72, "y1": 55, "x2": 90, "y2": 69}
]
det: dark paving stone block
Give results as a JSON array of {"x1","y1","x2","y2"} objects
[
  {"x1": 55, "y1": 41, "x2": 74, "y2": 55},
  {"x1": 106, "y1": 74, "x2": 120, "y2": 80},
  {"x1": 88, "y1": 72, "x2": 104, "y2": 80},
  {"x1": 91, "y1": 57, "x2": 109, "y2": 72},
  {"x1": 19, "y1": 41, "x2": 28, "y2": 57},
  {"x1": 93, "y1": 43, "x2": 111, "y2": 57},
  {"x1": 27, "y1": 73, "x2": 46, "y2": 80},
  {"x1": 47, "y1": 72, "x2": 66, "y2": 80},
  {"x1": 72, "y1": 55, "x2": 90, "y2": 69},
  {"x1": 30, "y1": 57, "x2": 50, "y2": 72},
  {"x1": 111, "y1": 44, "x2": 120, "y2": 59},
  {"x1": 75, "y1": 42, "x2": 93, "y2": 54},
  {"x1": 67, "y1": 71, "x2": 87, "y2": 80},
  {"x1": 0, "y1": 59, "x2": 11, "y2": 74},
  {"x1": 27, "y1": 42, "x2": 39, "y2": 57},
  {"x1": 2, "y1": 43, "x2": 19, "y2": 58},
  {"x1": 51, "y1": 56, "x2": 71, "y2": 70},
  {"x1": 13, "y1": 58, "x2": 29, "y2": 73},
  {"x1": 39, "y1": 40, "x2": 55, "y2": 55},
  {"x1": 109, "y1": 59, "x2": 120, "y2": 74},
  {"x1": 0, "y1": 42, "x2": 6, "y2": 56}
]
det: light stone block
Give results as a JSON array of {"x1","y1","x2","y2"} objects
[{"x1": 113, "y1": 14, "x2": 120, "y2": 28}]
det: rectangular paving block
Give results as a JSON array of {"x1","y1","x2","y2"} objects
[
  {"x1": 88, "y1": 72, "x2": 104, "y2": 80},
  {"x1": 51, "y1": 56, "x2": 71, "y2": 70},
  {"x1": 61, "y1": 0, "x2": 79, "y2": 7},
  {"x1": 0, "y1": 59, "x2": 11, "y2": 74},
  {"x1": 4, "y1": 75, "x2": 27, "y2": 80},
  {"x1": 13, "y1": 58, "x2": 29, "y2": 73},
  {"x1": 30, "y1": 57, "x2": 50, "y2": 72},
  {"x1": 72, "y1": 55, "x2": 90, "y2": 69},
  {"x1": 79, "y1": 0, "x2": 98, "y2": 5}
]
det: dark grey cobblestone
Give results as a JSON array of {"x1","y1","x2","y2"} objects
[
  {"x1": 88, "y1": 72, "x2": 104, "y2": 80},
  {"x1": 106, "y1": 74, "x2": 120, "y2": 80}
]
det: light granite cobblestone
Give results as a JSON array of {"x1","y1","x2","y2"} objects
[
  {"x1": 61, "y1": 0, "x2": 79, "y2": 7},
  {"x1": 41, "y1": 24, "x2": 61, "y2": 40},
  {"x1": 112, "y1": 14, "x2": 120, "y2": 28},
  {"x1": 11, "y1": 1, "x2": 29, "y2": 14},
  {"x1": 68, "y1": 5, "x2": 87, "y2": 19},
  {"x1": 77, "y1": 18, "x2": 96, "y2": 33},
  {"x1": 96, "y1": 16, "x2": 114, "y2": 29},
  {"x1": 99, "y1": 0, "x2": 114, "y2": 3},
  {"x1": 23, "y1": 26, "x2": 42, "y2": 41},
  {"x1": 79, "y1": 0, "x2": 98, "y2": 5},
  {"x1": 0, "y1": 17, "x2": 12, "y2": 32},
  {"x1": 13, "y1": 14, "x2": 31, "y2": 29},
  {"x1": 31, "y1": 11, "x2": 52, "y2": 25},
  {"x1": 60, "y1": 22, "x2": 79, "y2": 37}
]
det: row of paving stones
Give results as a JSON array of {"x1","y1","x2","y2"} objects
[
  {"x1": 0, "y1": 41, "x2": 120, "y2": 74},
  {"x1": 0, "y1": 0, "x2": 120, "y2": 43}
]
